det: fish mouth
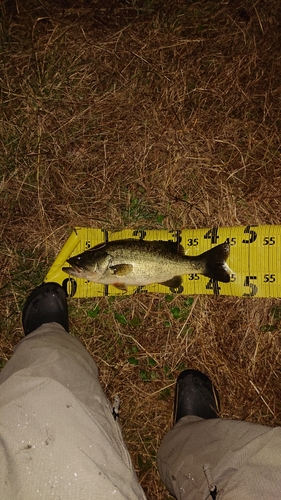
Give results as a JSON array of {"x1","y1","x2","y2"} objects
[
  {"x1": 62, "y1": 265, "x2": 84, "y2": 277},
  {"x1": 62, "y1": 264, "x2": 101, "y2": 281}
]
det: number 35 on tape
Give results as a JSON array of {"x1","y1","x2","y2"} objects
[{"x1": 44, "y1": 225, "x2": 281, "y2": 298}]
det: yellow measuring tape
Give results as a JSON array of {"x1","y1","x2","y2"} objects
[{"x1": 44, "y1": 226, "x2": 280, "y2": 298}]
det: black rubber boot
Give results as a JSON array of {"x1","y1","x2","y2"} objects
[
  {"x1": 22, "y1": 282, "x2": 69, "y2": 336},
  {"x1": 174, "y1": 369, "x2": 220, "y2": 423}
]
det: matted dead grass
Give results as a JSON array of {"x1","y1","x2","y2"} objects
[{"x1": 1, "y1": 0, "x2": 281, "y2": 498}]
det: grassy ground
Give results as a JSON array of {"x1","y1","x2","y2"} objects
[{"x1": 1, "y1": 0, "x2": 281, "y2": 498}]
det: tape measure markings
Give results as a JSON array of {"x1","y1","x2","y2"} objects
[{"x1": 44, "y1": 226, "x2": 281, "y2": 298}]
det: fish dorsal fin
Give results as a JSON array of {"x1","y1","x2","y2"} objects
[
  {"x1": 158, "y1": 240, "x2": 185, "y2": 255},
  {"x1": 109, "y1": 264, "x2": 134, "y2": 276},
  {"x1": 159, "y1": 276, "x2": 183, "y2": 288}
]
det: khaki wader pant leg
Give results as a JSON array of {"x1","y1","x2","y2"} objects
[
  {"x1": 157, "y1": 415, "x2": 281, "y2": 499},
  {"x1": 0, "y1": 323, "x2": 147, "y2": 500}
]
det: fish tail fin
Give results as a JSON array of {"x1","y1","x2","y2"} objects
[{"x1": 202, "y1": 242, "x2": 231, "y2": 283}]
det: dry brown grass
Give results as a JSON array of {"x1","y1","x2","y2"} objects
[{"x1": 1, "y1": 0, "x2": 281, "y2": 498}]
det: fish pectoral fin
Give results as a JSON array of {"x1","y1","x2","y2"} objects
[
  {"x1": 113, "y1": 282, "x2": 128, "y2": 291},
  {"x1": 109, "y1": 264, "x2": 133, "y2": 276},
  {"x1": 159, "y1": 276, "x2": 183, "y2": 288}
]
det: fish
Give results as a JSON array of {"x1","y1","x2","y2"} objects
[{"x1": 62, "y1": 238, "x2": 231, "y2": 290}]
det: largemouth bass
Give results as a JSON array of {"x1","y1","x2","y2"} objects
[{"x1": 62, "y1": 239, "x2": 231, "y2": 290}]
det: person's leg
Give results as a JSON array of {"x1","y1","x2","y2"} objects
[
  {"x1": 157, "y1": 370, "x2": 281, "y2": 500},
  {"x1": 0, "y1": 283, "x2": 146, "y2": 500}
]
